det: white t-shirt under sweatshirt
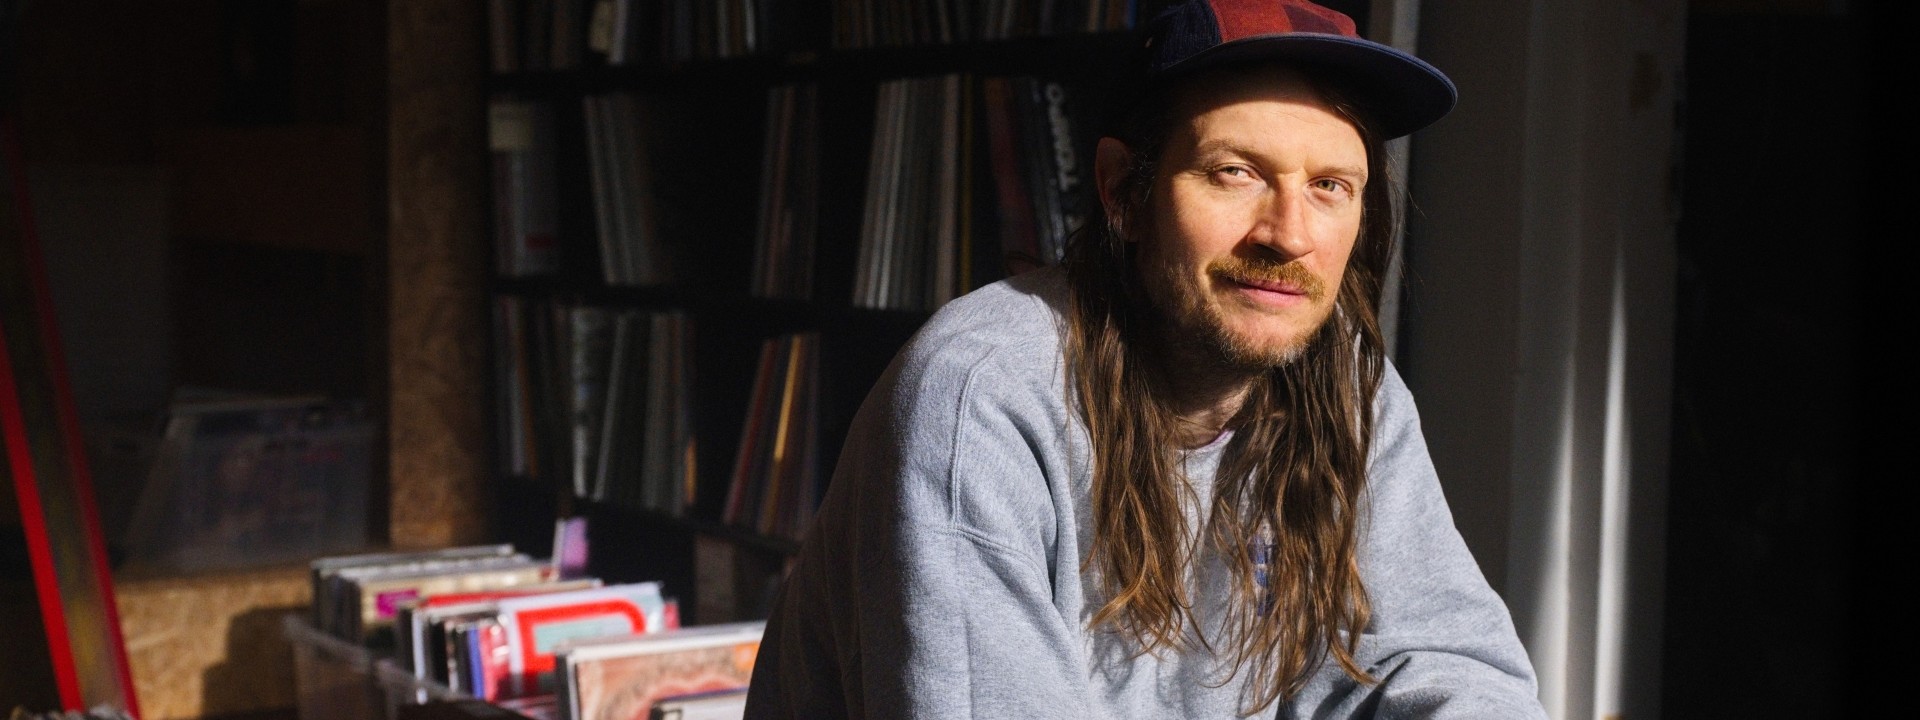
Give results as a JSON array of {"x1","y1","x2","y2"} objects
[{"x1": 742, "y1": 267, "x2": 1548, "y2": 719}]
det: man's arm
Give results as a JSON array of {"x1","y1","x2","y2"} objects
[
  {"x1": 744, "y1": 341, "x2": 1095, "y2": 719},
  {"x1": 1286, "y1": 363, "x2": 1550, "y2": 719}
]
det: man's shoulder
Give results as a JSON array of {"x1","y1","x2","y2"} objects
[
  {"x1": 902, "y1": 267, "x2": 1069, "y2": 368},
  {"x1": 831, "y1": 268, "x2": 1074, "y2": 455},
  {"x1": 1374, "y1": 357, "x2": 1418, "y2": 420},
  {"x1": 868, "y1": 268, "x2": 1071, "y2": 414}
]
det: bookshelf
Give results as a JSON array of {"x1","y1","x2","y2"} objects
[{"x1": 479, "y1": 1, "x2": 1174, "y2": 627}]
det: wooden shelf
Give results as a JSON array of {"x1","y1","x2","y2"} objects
[
  {"x1": 486, "y1": 30, "x2": 1140, "y2": 95},
  {"x1": 591, "y1": 503, "x2": 804, "y2": 557},
  {"x1": 490, "y1": 275, "x2": 931, "y2": 331},
  {"x1": 495, "y1": 475, "x2": 802, "y2": 558},
  {"x1": 479, "y1": 0, "x2": 1134, "y2": 635}
]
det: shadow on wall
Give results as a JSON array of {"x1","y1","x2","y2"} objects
[{"x1": 202, "y1": 606, "x2": 303, "y2": 719}]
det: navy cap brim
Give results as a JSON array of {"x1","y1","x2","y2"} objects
[{"x1": 1154, "y1": 32, "x2": 1457, "y2": 140}]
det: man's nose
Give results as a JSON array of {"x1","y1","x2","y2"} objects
[{"x1": 1245, "y1": 188, "x2": 1314, "y2": 260}]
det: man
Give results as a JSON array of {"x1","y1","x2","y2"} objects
[{"x1": 744, "y1": 1, "x2": 1548, "y2": 717}]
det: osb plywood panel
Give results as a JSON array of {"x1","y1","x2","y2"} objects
[
  {"x1": 115, "y1": 566, "x2": 309, "y2": 720},
  {"x1": 386, "y1": 0, "x2": 491, "y2": 549}
]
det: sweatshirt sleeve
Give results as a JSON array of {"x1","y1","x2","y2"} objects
[
  {"x1": 744, "y1": 336, "x2": 1095, "y2": 720},
  {"x1": 1285, "y1": 363, "x2": 1551, "y2": 720}
]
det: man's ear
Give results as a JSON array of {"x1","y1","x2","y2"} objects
[{"x1": 1094, "y1": 136, "x2": 1133, "y2": 218}]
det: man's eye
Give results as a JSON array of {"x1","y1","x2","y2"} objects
[
  {"x1": 1311, "y1": 178, "x2": 1348, "y2": 193},
  {"x1": 1211, "y1": 165, "x2": 1254, "y2": 181}
]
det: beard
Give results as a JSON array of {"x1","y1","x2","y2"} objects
[{"x1": 1140, "y1": 253, "x2": 1336, "y2": 372}]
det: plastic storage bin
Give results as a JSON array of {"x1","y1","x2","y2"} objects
[
  {"x1": 283, "y1": 613, "x2": 469, "y2": 720},
  {"x1": 124, "y1": 398, "x2": 375, "y2": 575}
]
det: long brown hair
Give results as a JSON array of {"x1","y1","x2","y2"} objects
[{"x1": 1062, "y1": 62, "x2": 1397, "y2": 714}]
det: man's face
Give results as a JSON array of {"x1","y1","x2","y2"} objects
[{"x1": 1131, "y1": 67, "x2": 1367, "y2": 370}]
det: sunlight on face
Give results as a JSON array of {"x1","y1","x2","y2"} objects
[{"x1": 1135, "y1": 66, "x2": 1368, "y2": 370}]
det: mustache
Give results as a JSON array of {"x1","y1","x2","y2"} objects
[{"x1": 1207, "y1": 257, "x2": 1327, "y2": 299}]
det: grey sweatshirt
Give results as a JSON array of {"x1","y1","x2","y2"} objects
[{"x1": 743, "y1": 268, "x2": 1548, "y2": 719}]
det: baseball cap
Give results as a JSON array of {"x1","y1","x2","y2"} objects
[{"x1": 1138, "y1": 0, "x2": 1457, "y2": 140}]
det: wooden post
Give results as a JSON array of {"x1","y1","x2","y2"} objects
[{"x1": 387, "y1": 0, "x2": 491, "y2": 548}]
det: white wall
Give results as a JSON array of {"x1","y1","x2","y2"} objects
[{"x1": 1398, "y1": 1, "x2": 1685, "y2": 718}]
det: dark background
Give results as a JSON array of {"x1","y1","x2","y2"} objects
[{"x1": 1671, "y1": 2, "x2": 1898, "y2": 717}]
